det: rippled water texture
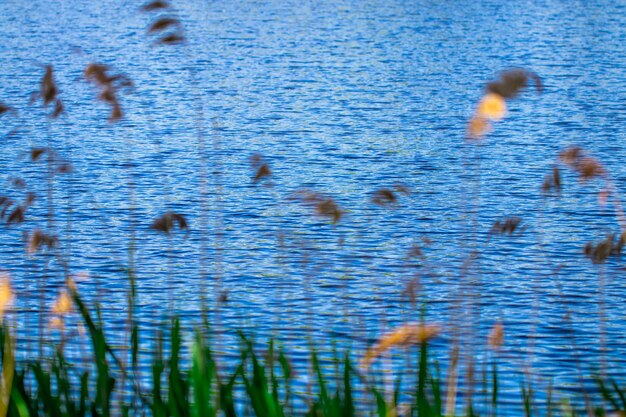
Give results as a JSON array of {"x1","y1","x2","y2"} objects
[{"x1": 1, "y1": 0, "x2": 626, "y2": 410}]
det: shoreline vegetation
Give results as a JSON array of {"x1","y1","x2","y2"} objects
[{"x1": 1, "y1": 1, "x2": 626, "y2": 416}]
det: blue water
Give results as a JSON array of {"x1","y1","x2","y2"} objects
[{"x1": 2, "y1": 0, "x2": 626, "y2": 412}]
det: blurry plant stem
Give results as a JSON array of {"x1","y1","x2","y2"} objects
[
  {"x1": 119, "y1": 126, "x2": 137, "y2": 410},
  {"x1": 445, "y1": 344, "x2": 460, "y2": 416},
  {"x1": 599, "y1": 266, "x2": 607, "y2": 378},
  {"x1": 168, "y1": 236, "x2": 174, "y2": 317},
  {"x1": 604, "y1": 177, "x2": 626, "y2": 232},
  {"x1": 554, "y1": 277, "x2": 594, "y2": 417},
  {"x1": 210, "y1": 118, "x2": 225, "y2": 350},
  {"x1": 188, "y1": 67, "x2": 210, "y2": 327}
]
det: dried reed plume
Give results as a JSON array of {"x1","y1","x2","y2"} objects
[
  {"x1": 292, "y1": 189, "x2": 344, "y2": 224},
  {"x1": 0, "y1": 273, "x2": 14, "y2": 320},
  {"x1": 542, "y1": 166, "x2": 562, "y2": 194},
  {"x1": 27, "y1": 229, "x2": 58, "y2": 254},
  {"x1": 371, "y1": 183, "x2": 410, "y2": 207},
  {"x1": 0, "y1": 102, "x2": 13, "y2": 116},
  {"x1": 250, "y1": 153, "x2": 272, "y2": 183},
  {"x1": 362, "y1": 323, "x2": 440, "y2": 368},
  {"x1": 141, "y1": 0, "x2": 170, "y2": 11},
  {"x1": 489, "y1": 216, "x2": 523, "y2": 236},
  {"x1": 51, "y1": 290, "x2": 73, "y2": 315},
  {"x1": 141, "y1": 1, "x2": 185, "y2": 45},
  {"x1": 559, "y1": 146, "x2": 606, "y2": 182},
  {"x1": 583, "y1": 234, "x2": 625, "y2": 263},
  {"x1": 555, "y1": 146, "x2": 626, "y2": 232},
  {"x1": 30, "y1": 65, "x2": 64, "y2": 118},
  {"x1": 150, "y1": 211, "x2": 189, "y2": 236},
  {"x1": 0, "y1": 191, "x2": 35, "y2": 226},
  {"x1": 488, "y1": 321, "x2": 504, "y2": 350},
  {"x1": 467, "y1": 68, "x2": 542, "y2": 140},
  {"x1": 84, "y1": 63, "x2": 132, "y2": 123}
]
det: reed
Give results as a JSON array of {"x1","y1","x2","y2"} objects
[{"x1": 1, "y1": 2, "x2": 625, "y2": 414}]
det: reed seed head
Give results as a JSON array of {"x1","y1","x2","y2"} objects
[
  {"x1": 27, "y1": 229, "x2": 58, "y2": 254},
  {"x1": 467, "y1": 116, "x2": 491, "y2": 139},
  {"x1": 371, "y1": 188, "x2": 397, "y2": 206},
  {"x1": 151, "y1": 211, "x2": 189, "y2": 236},
  {"x1": 0, "y1": 273, "x2": 14, "y2": 320},
  {"x1": 0, "y1": 102, "x2": 11, "y2": 115},
  {"x1": 477, "y1": 93, "x2": 506, "y2": 121},
  {"x1": 141, "y1": 0, "x2": 170, "y2": 11},
  {"x1": 52, "y1": 290, "x2": 73, "y2": 315},
  {"x1": 293, "y1": 189, "x2": 344, "y2": 224},
  {"x1": 362, "y1": 323, "x2": 440, "y2": 368},
  {"x1": 488, "y1": 321, "x2": 504, "y2": 350}
]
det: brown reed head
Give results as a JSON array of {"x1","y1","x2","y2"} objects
[
  {"x1": 151, "y1": 211, "x2": 189, "y2": 236},
  {"x1": 292, "y1": 189, "x2": 345, "y2": 224},
  {"x1": 362, "y1": 323, "x2": 441, "y2": 368},
  {"x1": 468, "y1": 68, "x2": 542, "y2": 140},
  {"x1": 371, "y1": 188, "x2": 396, "y2": 206},
  {"x1": 488, "y1": 321, "x2": 504, "y2": 350},
  {"x1": 486, "y1": 68, "x2": 543, "y2": 99},
  {"x1": 27, "y1": 229, "x2": 58, "y2": 254},
  {"x1": 583, "y1": 234, "x2": 626, "y2": 263},
  {"x1": 559, "y1": 147, "x2": 606, "y2": 182},
  {"x1": 250, "y1": 153, "x2": 272, "y2": 183},
  {"x1": 0, "y1": 102, "x2": 12, "y2": 116},
  {"x1": 141, "y1": 0, "x2": 171, "y2": 11},
  {"x1": 148, "y1": 17, "x2": 180, "y2": 33},
  {"x1": 142, "y1": 2, "x2": 185, "y2": 45},
  {"x1": 84, "y1": 63, "x2": 132, "y2": 123},
  {"x1": 30, "y1": 65, "x2": 64, "y2": 118},
  {"x1": 40, "y1": 65, "x2": 58, "y2": 106},
  {"x1": 542, "y1": 166, "x2": 562, "y2": 194},
  {"x1": 371, "y1": 183, "x2": 410, "y2": 207},
  {"x1": 489, "y1": 216, "x2": 523, "y2": 236}
]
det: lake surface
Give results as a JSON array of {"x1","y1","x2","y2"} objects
[{"x1": 1, "y1": 0, "x2": 626, "y2": 412}]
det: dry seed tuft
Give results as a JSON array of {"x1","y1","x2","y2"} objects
[
  {"x1": 477, "y1": 93, "x2": 506, "y2": 121},
  {"x1": 486, "y1": 68, "x2": 542, "y2": 99},
  {"x1": 40, "y1": 65, "x2": 58, "y2": 106},
  {"x1": 542, "y1": 166, "x2": 562, "y2": 194},
  {"x1": 157, "y1": 33, "x2": 185, "y2": 45},
  {"x1": 52, "y1": 290, "x2": 73, "y2": 315},
  {"x1": 141, "y1": 0, "x2": 170, "y2": 11},
  {"x1": 407, "y1": 245, "x2": 424, "y2": 259},
  {"x1": 468, "y1": 68, "x2": 541, "y2": 140},
  {"x1": 371, "y1": 183, "x2": 410, "y2": 207},
  {"x1": 488, "y1": 322, "x2": 504, "y2": 350},
  {"x1": 148, "y1": 17, "x2": 180, "y2": 33},
  {"x1": 371, "y1": 188, "x2": 397, "y2": 206},
  {"x1": 362, "y1": 323, "x2": 440, "y2": 368},
  {"x1": 30, "y1": 148, "x2": 47, "y2": 161},
  {"x1": 583, "y1": 234, "x2": 626, "y2": 263},
  {"x1": 559, "y1": 147, "x2": 606, "y2": 182},
  {"x1": 84, "y1": 63, "x2": 132, "y2": 123},
  {"x1": 11, "y1": 178, "x2": 26, "y2": 189},
  {"x1": 293, "y1": 189, "x2": 345, "y2": 224},
  {"x1": 490, "y1": 216, "x2": 523, "y2": 236},
  {"x1": 250, "y1": 153, "x2": 272, "y2": 183},
  {"x1": 143, "y1": 1, "x2": 186, "y2": 45},
  {"x1": 7, "y1": 206, "x2": 25, "y2": 224},
  {"x1": 0, "y1": 102, "x2": 12, "y2": 115},
  {"x1": 151, "y1": 211, "x2": 189, "y2": 236},
  {"x1": 0, "y1": 273, "x2": 14, "y2": 320},
  {"x1": 467, "y1": 116, "x2": 492, "y2": 139},
  {"x1": 27, "y1": 229, "x2": 58, "y2": 254}
]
